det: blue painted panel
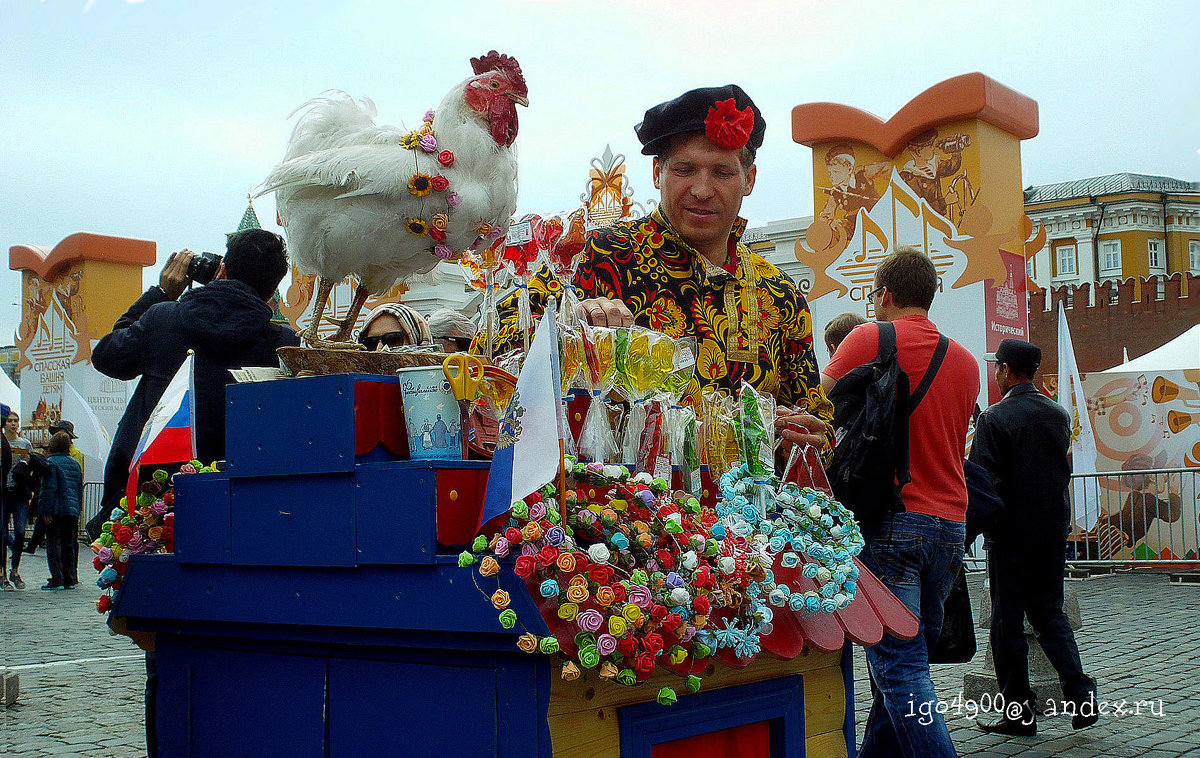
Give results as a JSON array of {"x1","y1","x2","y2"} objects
[
  {"x1": 329, "y1": 657, "x2": 498, "y2": 756},
  {"x1": 225, "y1": 374, "x2": 391, "y2": 478},
  {"x1": 173, "y1": 472, "x2": 231, "y2": 565},
  {"x1": 231, "y1": 474, "x2": 356, "y2": 566},
  {"x1": 355, "y1": 462, "x2": 436, "y2": 565},
  {"x1": 618, "y1": 676, "x2": 806, "y2": 758},
  {"x1": 186, "y1": 647, "x2": 327, "y2": 757},
  {"x1": 116, "y1": 556, "x2": 551, "y2": 638}
]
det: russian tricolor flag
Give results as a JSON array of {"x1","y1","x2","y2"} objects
[{"x1": 126, "y1": 354, "x2": 196, "y2": 504}]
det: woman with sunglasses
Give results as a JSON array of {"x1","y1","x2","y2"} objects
[{"x1": 356, "y1": 302, "x2": 433, "y2": 351}]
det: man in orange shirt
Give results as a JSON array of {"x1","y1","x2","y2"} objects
[{"x1": 822, "y1": 247, "x2": 978, "y2": 758}]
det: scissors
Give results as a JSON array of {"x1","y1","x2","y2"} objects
[
  {"x1": 442, "y1": 354, "x2": 485, "y2": 402},
  {"x1": 443, "y1": 354, "x2": 485, "y2": 458}
]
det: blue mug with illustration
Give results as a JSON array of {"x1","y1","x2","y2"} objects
[{"x1": 397, "y1": 366, "x2": 461, "y2": 460}]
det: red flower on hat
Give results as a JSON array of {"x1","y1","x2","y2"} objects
[{"x1": 704, "y1": 98, "x2": 754, "y2": 151}]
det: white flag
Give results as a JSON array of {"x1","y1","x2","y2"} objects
[
  {"x1": 63, "y1": 381, "x2": 113, "y2": 484},
  {"x1": 1057, "y1": 302, "x2": 1100, "y2": 530},
  {"x1": 480, "y1": 301, "x2": 564, "y2": 525}
]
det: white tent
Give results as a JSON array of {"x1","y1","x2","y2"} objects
[
  {"x1": 0, "y1": 369, "x2": 18, "y2": 412},
  {"x1": 1100, "y1": 324, "x2": 1200, "y2": 373}
]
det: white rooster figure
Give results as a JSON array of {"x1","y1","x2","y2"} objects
[{"x1": 259, "y1": 51, "x2": 528, "y2": 347}]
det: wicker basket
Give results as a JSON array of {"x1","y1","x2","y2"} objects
[{"x1": 277, "y1": 346, "x2": 451, "y2": 377}]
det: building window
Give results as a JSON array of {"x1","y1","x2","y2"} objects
[
  {"x1": 1191, "y1": 240, "x2": 1200, "y2": 271},
  {"x1": 1026, "y1": 255, "x2": 1036, "y2": 279},
  {"x1": 1056, "y1": 244, "x2": 1077, "y2": 277},
  {"x1": 1100, "y1": 239, "x2": 1122, "y2": 274},
  {"x1": 1148, "y1": 239, "x2": 1165, "y2": 272}
]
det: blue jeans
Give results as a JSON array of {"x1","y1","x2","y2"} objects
[
  {"x1": 858, "y1": 512, "x2": 965, "y2": 758},
  {"x1": 1, "y1": 497, "x2": 28, "y2": 573}
]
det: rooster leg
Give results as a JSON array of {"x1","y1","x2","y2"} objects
[
  {"x1": 330, "y1": 282, "x2": 371, "y2": 343},
  {"x1": 301, "y1": 277, "x2": 367, "y2": 350}
]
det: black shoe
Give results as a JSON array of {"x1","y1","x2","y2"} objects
[
  {"x1": 979, "y1": 714, "x2": 1037, "y2": 736},
  {"x1": 1072, "y1": 712, "x2": 1099, "y2": 729},
  {"x1": 41, "y1": 582, "x2": 65, "y2": 591}
]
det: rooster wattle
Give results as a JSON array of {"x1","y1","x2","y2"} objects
[{"x1": 258, "y1": 51, "x2": 528, "y2": 347}]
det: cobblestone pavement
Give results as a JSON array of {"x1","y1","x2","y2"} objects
[
  {"x1": 1, "y1": 548, "x2": 145, "y2": 758},
  {"x1": 853, "y1": 569, "x2": 1200, "y2": 758},
  {"x1": 3, "y1": 548, "x2": 1198, "y2": 757}
]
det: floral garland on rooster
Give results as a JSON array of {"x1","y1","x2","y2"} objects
[{"x1": 462, "y1": 451, "x2": 864, "y2": 705}]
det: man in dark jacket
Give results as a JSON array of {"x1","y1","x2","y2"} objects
[
  {"x1": 969, "y1": 339, "x2": 1097, "y2": 735},
  {"x1": 92, "y1": 229, "x2": 298, "y2": 524}
]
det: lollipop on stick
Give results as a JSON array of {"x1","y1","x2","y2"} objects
[{"x1": 504, "y1": 213, "x2": 541, "y2": 356}]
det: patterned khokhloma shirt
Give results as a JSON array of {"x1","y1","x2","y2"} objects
[{"x1": 485, "y1": 208, "x2": 834, "y2": 439}]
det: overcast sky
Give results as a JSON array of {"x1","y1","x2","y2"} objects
[{"x1": 2, "y1": 0, "x2": 1196, "y2": 343}]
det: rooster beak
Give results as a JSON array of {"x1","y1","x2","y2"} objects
[{"x1": 507, "y1": 92, "x2": 529, "y2": 107}]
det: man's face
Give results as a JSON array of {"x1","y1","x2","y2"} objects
[
  {"x1": 827, "y1": 157, "x2": 853, "y2": 187},
  {"x1": 653, "y1": 133, "x2": 756, "y2": 253},
  {"x1": 994, "y1": 362, "x2": 1011, "y2": 392}
]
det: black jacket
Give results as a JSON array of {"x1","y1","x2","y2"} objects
[
  {"x1": 968, "y1": 382, "x2": 1072, "y2": 545},
  {"x1": 93, "y1": 280, "x2": 299, "y2": 481}
]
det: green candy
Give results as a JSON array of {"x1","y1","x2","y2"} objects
[
  {"x1": 136, "y1": 492, "x2": 153, "y2": 507},
  {"x1": 692, "y1": 642, "x2": 711, "y2": 659},
  {"x1": 152, "y1": 469, "x2": 169, "y2": 483},
  {"x1": 99, "y1": 534, "x2": 113, "y2": 547},
  {"x1": 472, "y1": 535, "x2": 489, "y2": 553},
  {"x1": 498, "y1": 609, "x2": 517, "y2": 629},
  {"x1": 685, "y1": 675, "x2": 701, "y2": 693},
  {"x1": 630, "y1": 569, "x2": 649, "y2": 585},
  {"x1": 458, "y1": 551, "x2": 477, "y2": 568},
  {"x1": 616, "y1": 668, "x2": 637, "y2": 686},
  {"x1": 656, "y1": 687, "x2": 677, "y2": 705},
  {"x1": 704, "y1": 539, "x2": 720, "y2": 556},
  {"x1": 574, "y1": 632, "x2": 597, "y2": 649},
  {"x1": 511, "y1": 502, "x2": 529, "y2": 519},
  {"x1": 546, "y1": 508, "x2": 561, "y2": 525},
  {"x1": 663, "y1": 519, "x2": 683, "y2": 535},
  {"x1": 539, "y1": 636, "x2": 560, "y2": 654},
  {"x1": 578, "y1": 646, "x2": 600, "y2": 669},
  {"x1": 652, "y1": 477, "x2": 669, "y2": 492},
  {"x1": 685, "y1": 497, "x2": 701, "y2": 514},
  {"x1": 101, "y1": 523, "x2": 113, "y2": 534}
]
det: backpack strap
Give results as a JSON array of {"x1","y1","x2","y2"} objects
[
  {"x1": 910, "y1": 333, "x2": 950, "y2": 410},
  {"x1": 876, "y1": 320, "x2": 897, "y2": 359}
]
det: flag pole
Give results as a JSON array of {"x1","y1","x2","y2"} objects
[{"x1": 558, "y1": 438, "x2": 568, "y2": 526}]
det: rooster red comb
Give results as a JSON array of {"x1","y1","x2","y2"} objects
[{"x1": 470, "y1": 51, "x2": 528, "y2": 99}]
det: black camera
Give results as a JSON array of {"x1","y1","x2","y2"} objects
[{"x1": 187, "y1": 252, "x2": 223, "y2": 285}]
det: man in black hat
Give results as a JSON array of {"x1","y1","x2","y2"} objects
[
  {"x1": 48, "y1": 420, "x2": 85, "y2": 470},
  {"x1": 492, "y1": 84, "x2": 831, "y2": 452},
  {"x1": 969, "y1": 339, "x2": 1098, "y2": 734}
]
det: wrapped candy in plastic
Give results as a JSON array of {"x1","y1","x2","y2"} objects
[
  {"x1": 734, "y1": 381, "x2": 775, "y2": 479},
  {"x1": 700, "y1": 390, "x2": 739, "y2": 478},
  {"x1": 505, "y1": 213, "x2": 542, "y2": 355},
  {"x1": 668, "y1": 405, "x2": 702, "y2": 495},
  {"x1": 577, "y1": 320, "x2": 619, "y2": 462}
]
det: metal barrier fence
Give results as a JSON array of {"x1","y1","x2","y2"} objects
[
  {"x1": 79, "y1": 482, "x2": 106, "y2": 539},
  {"x1": 1066, "y1": 467, "x2": 1199, "y2": 566}
]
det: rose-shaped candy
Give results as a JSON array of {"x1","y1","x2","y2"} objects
[
  {"x1": 514, "y1": 555, "x2": 536, "y2": 578},
  {"x1": 505, "y1": 527, "x2": 523, "y2": 544},
  {"x1": 617, "y1": 636, "x2": 638, "y2": 658},
  {"x1": 669, "y1": 587, "x2": 691, "y2": 607},
  {"x1": 622, "y1": 603, "x2": 643, "y2": 624},
  {"x1": 568, "y1": 574, "x2": 588, "y2": 589},
  {"x1": 479, "y1": 556, "x2": 500, "y2": 577},
  {"x1": 578, "y1": 646, "x2": 600, "y2": 669},
  {"x1": 522, "y1": 521, "x2": 543, "y2": 542},
  {"x1": 633, "y1": 651, "x2": 656, "y2": 676},
  {"x1": 588, "y1": 564, "x2": 613, "y2": 584},
  {"x1": 566, "y1": 585, "x2": 589, "y2": 604},
  {"x1": 529, "y1": 501, "x2": 547, "y2": 521},
  {"x1": 493, "y1": 537, "x2": 511, "y2": 558},
  {"x1": 627, "y1": 585, "x2": 652, "y2": 609},
  {"x1": 557, "y1": 602, "x2": 579, "y2": 621},
  {"x1": 669, "y1": 647, "x2": 687, "y2": 665},
  {"x1": 498, "y1": 609, "x2": 517, "y2": 629},
  {"x1": 576, "y1": 608, "x2": 604, "y2": 633},
  {"x1": 597, "y1": 633, "x2": 619, "y2": 656},
  {"x1": 491, "y1": 589, "x2": 511, "y2": 610},
  {"x1": 556, "y1": 552, "x2": 577, "y2": 573},
  {"x1": 437, "y1": 150, "x2": 454, "y2": 167},
  {"x1": 599, "y1": 662, "x2": 619, "y2": 679},
  {"x1": 544, "y1": 525, "x2": 566, "y2": 546},
  {"x1": 595, "y1": 586, "x2": 617, "y2": 606},
  {"x1": 537, "y1": 545, "x2": 559, "y2": 567},
  {"x1": 650, "y1": 604, "x2": 668, "y2": 623},
  {"x1": 97, "y1": 547, "x2": 114, "y2": 564},
  {"x1": 610, "y1": 584, "x2": 627, "y2": 604},
  {"x1": 616, "y1": 668, "x2": 637, "y2": 686},
  {"x1": 517, "y1": 633, "x2": 539, "y2": 653},
  {"x1": 430, "y1": 175, "x2": 450, "y2": 192},
  {"x1": 662, "y1": 612, "x2": 684, "y2": 632},
  {"x1": 641, "y1": 632, "x2": 664, "y2": 655},
  {"x1": 127, "y1": 532, "x2": 143, "y2": 549},
  {"x1": 539, "y1": 636, "x2": 560, "y2": 654},
  {"x1": 458, "y1": 551, "x2": 477, "y2": 568},
  {"x1": 607, "y1": 615, "x2": 628, "y2": 637},
  {"x1": 539, "y1": 579, "x2": 560, "y2": 598}
]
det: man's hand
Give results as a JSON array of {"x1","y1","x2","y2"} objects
[
  {"x1": 159, "y1": 249, "x2": 194, "y2": 300},
  {"x1": 577, "y1": 297, "x2": 634, "y2": 328},
  {"x1": 776, "y1": 405, "x2": 828, "y2": 458}
]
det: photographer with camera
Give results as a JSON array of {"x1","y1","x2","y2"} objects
[{"x1": 91, "y1": 229, "x2": 299, "y2": 532}]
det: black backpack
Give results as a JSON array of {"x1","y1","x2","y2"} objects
[{"x1": 827, "y1": 322, "x2": 948, "y2": 526}]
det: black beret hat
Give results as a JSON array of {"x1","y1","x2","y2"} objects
[
  {"x1": 635, "y1": 84, "x2": 765, "y2": 158},
  {"x1": 995, "y1": 339, "x2": 1042, "y2": 371}
]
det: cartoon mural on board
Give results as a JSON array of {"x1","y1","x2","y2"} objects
[{"x1": 1073, "y1": 369, "x2": 1200, "y2": 561}]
